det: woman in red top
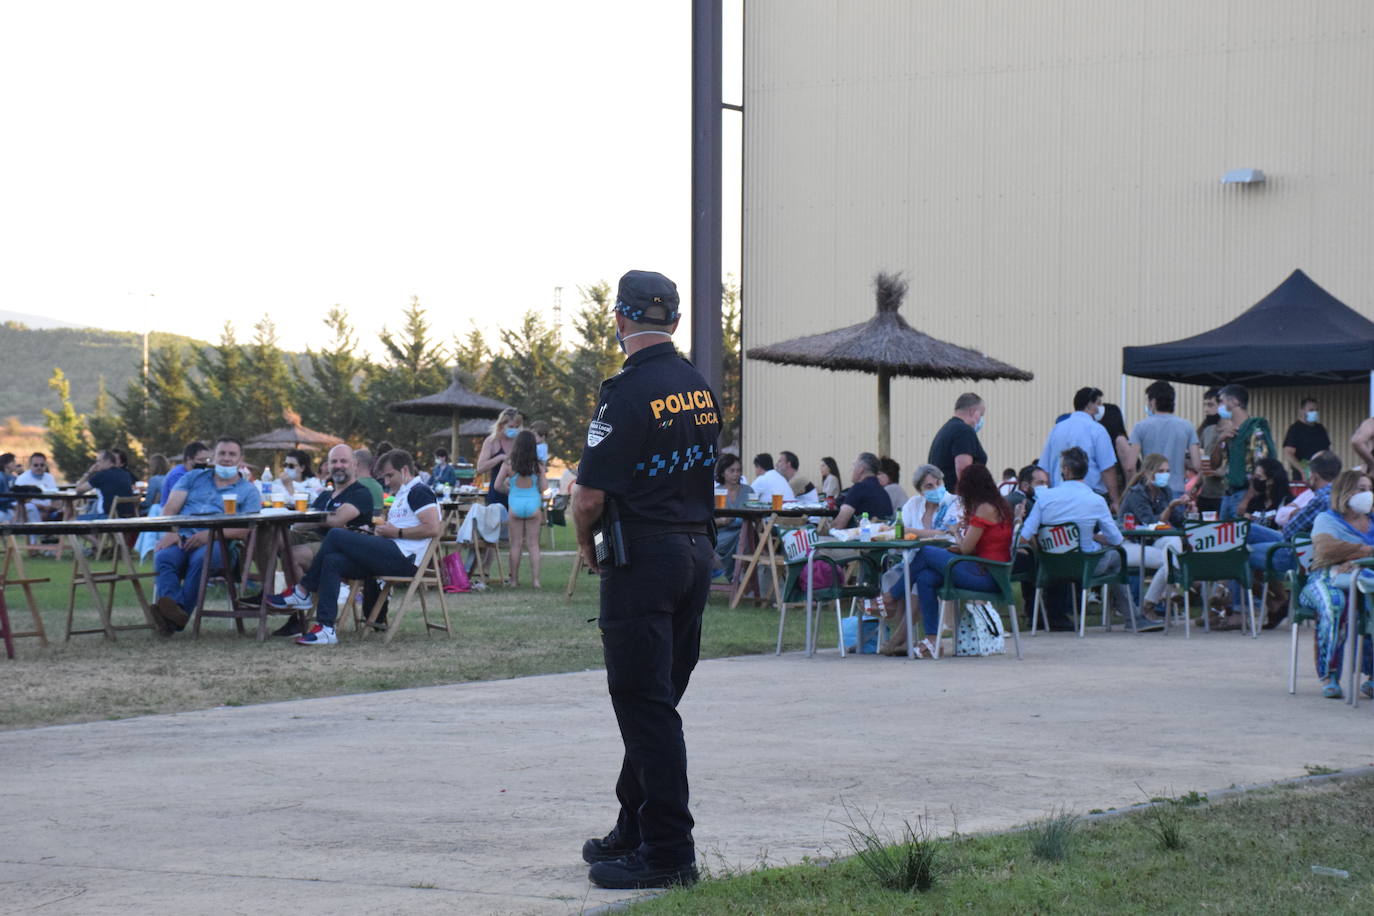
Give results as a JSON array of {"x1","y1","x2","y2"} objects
[{"x1": 877, "y1": 464, "x2": 1013, "y2": 657}]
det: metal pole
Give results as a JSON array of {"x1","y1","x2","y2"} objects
[{"x1": 690, "y1": 0, "x2": 724, "y2": 402}]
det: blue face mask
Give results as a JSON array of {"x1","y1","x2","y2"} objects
[
  {"x1": 1153, "y1": 472, "x2": 1171, "y2": 488},
  {"x1": 974, "y1": 416, "x2": 985, "y2": 433},
  {"x1": 535, "y1": 442, "x2": 549, "y2": 461},
  {"x1": 213, "y1": 464, "x2": 238, "y2": 480},
  {"x1": 1218, "y1": 404, "x2": 1233, "y2": 420},
  {"x1": 1305, "y1": 410, "x2": 1319, "y2": 424},
  {"x1": 1032, "y1": 484, "x2": 1048, "y2": 497},
  {"x1": 923, "y1": 486, "x2": 947, "y2": 504},
  {"x1": 505, "y1": 428, "x2": 519, "y2": 439}
]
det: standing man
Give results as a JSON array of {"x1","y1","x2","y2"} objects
[
  {"x1": 572, "y1": 270, "x2": 718, "y2": 890},
  {"x1": 928, "y1": 392, "x2": 987, "y2": 486},
  {"x1": 1281, "y1": 398, "x2": 1330, "y2": 482},
  {"x1": 1038, "y1": 387, "x2": 1121, "y2": 509},
  {"x1": 1128, "y1": 380, "x2": 1201, "y2": 498},
  {"x1": 1211, "y1": 384, "x2": 1277, "y2": 521}
]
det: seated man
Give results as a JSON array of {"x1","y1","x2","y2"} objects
[
  {"x1": 831, "y1": 452, "x2": 894, "y2": 529},
  {"x1": 272, "y1": 448, "x2": 441, "y2": 646},
  {"x1": 74, "y1": 449, "x2": 137, "y2": 519},
  {"x1": 775, "y1": 450, "x2": 815, "y2": 500},
  {"x1": 15, "y1": 452, "x2": 60, "y2": 523},
  {"x1": 151, "y1": 437, "x2": 262, "y2": 635},
  {"x1": 0, "y1": 452, "x2": 17, "y2": 522},
  {"x1": 1021, "y1": 447, "x2": 1159, "y2": 632},
  {"x1": 161, "y1": 441, "x2": 210, "y2": 500},
  {"x1": 271, "y1": 444, "x2": 375, "y2": 637},
  {"x1": 354, "y1": 447, "x2": 386, "y2": 510},
  {"x1": 430, "y1": 447, "x2": 460, "y2": 488},
  {"x1": 748, "y1": 453, "x2": 790, "y2": 504}
]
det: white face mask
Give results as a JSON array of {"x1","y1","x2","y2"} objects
[
  {"x1": 283, "y1": 467, "x2": 299, "y2": 481},
  {"x1": 1350, "y1": 491, "x2": 1374, "y2": 515},
  {"x1": 1094, "y1": 404, "x2": 1106, "y2": 421}
]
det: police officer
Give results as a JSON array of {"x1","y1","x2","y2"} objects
[{"x1": 572, "y1": 269, "x2": 720, "y2": 890}]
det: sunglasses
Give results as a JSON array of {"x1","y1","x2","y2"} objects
[{"x1": 284, "y1": 463, "x2": 299, "y2": 469}]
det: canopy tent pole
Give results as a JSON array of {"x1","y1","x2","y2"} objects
[
  {"x1": 877, "y1": 369, "x2": 891, "y2": 458},
  {"x1": 452, "y1": 409, "x2": 461, "y2": 462}
]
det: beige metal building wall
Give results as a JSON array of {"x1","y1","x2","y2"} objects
[{"x1": 742, "y1": 0, "x2": 1374, "y2": 483}]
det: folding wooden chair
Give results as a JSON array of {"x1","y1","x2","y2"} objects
[
  {"x1": 1, "y1": 534, "x2": 50, "y2": 653},
  {"x1": 94, "y1": 495, "x2": 142, "y2": 561},
  {"x1": 357, "y1": 537, "x2": 453, "y2": 643}
]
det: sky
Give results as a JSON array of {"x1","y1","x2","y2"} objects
[{"x1": 0, "y1": 1, "x2": 742, "y2": 356}]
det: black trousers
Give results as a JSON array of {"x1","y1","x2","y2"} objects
[
  {"x1": 301, "y1": 528, "x2": 416, "y2": 627},
  {"x1": 599, "y1": 530, "x2": 714, "y2": 867}
]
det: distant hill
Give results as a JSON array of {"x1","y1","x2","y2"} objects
[
  {"x1": 0, "y1": 309, "x2": 85, "y2": 330},
  {"x1": 0, "y1": 323, "x2": 207, "y2": 424}
]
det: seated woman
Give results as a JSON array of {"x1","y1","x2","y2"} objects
[
  {"x1": 898, "y1": 464, "x2": 963, "y2": 539},
  {"x1": 1298, "y1": 469, "x2": 1374, "y2": 699},
  {"x1": 279, "y1": 449, "x2": 313, "y2": 498},
  {"x1": 1122, "y1": 453, "x2": 1192, "y2": 620},
  {"x1": 1243, "y1": 457, "x2": 1291, "y2": 520},
  {"x1": 877, "y1": 464, "x2": 1012, "y2": 657},
  {"x1": 818, "y1": 456, "x2": 842, "y2": 507},
  {"x1": 711, "y1": 453, "x2": 754, "y2": 578}
]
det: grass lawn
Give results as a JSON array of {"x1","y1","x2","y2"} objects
[
  {"x1": 1, "y1": 551, "x2": 811, "y2": 730},
  {"x1": 630, "y1": 775, "x2": 1374, "y2": 914}
]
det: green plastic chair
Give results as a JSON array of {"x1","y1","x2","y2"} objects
[
  {"x1": 1286, "y1": 537, "x2": 1315, "y2": 695},
  {"x1": 1029, "y1": 524, "x2": 1135, "y2": 638},
  {"x1": 937, "y1": 552, "x2": 1023, "y2": 660},
  {"x1": 776, "y1": 532, "x2": 883, "y2": 657},
  {"x1": 1166, "y1": 519, "x2": 1254, "y2": 639}
]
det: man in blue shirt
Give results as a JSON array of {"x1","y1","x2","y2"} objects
[
  {"x1": 150, "y1": 436, "x2": 261, "y2": 635},
  {"x1": 1022, "y1": 447, "x2": 1159, "y2": 632},
  {"x1": 1038, "y1": 387, "x2": 1122, "y2": 510}
]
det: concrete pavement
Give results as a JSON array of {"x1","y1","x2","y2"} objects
[{"x1": 2, "y1": 629, "x2": 1371, "y2": 914}]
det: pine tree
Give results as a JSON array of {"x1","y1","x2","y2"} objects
[
  {"x1": 453, "y1": 323, "x2": 489, "y2": 391},
  {"x1": 195, "y1": 323, "x2": 248, "y2": 439},
  {"x1": 291, "y1": 307, "x2": 367, "y2": 442},
  {"x1": 361, "y1": 297, "x2": 449, "y2": 455},
  {"x1": 240, "y1": 317, "x2": 294, "y2": 438},
  {"x1": 485, "y1": 311, "x2": 572, "y2": 458},
  {"x1": 87, "y1": 376, "x2": 142, "y2": 473},
  {"x1": 43, "y1": 368, "x2": 92, "y2": 481},
  {"x1": 720, "y1": 275, "x2": 743, "y2": 448},
  {"x1": 564, "y1": 282, "x2": 620, "y2": 440},
  {"x1": 141, "y1": 345, "x2": 198, "y2": 456}
]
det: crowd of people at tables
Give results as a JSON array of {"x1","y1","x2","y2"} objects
[
  {"x1": 726, "y1": 385, "x2": 1372, "y2": 697},
  {"x1": 0, "y1": 407, "x2": 569, "y2": 648}
]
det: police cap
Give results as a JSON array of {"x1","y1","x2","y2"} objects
[{"x1": 615, "y1": 270, "x2": 680, "y2": 325}]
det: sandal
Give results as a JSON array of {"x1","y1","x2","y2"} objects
[
  {"x1": 1322, "y1": 679, "x2": 1344, "y2": 699},
  {"x1": 1360, "y1": 679, "x2": 1373, "y2": 700},
  {"x1": 914, "y1": 637, "x2": 938, "y2": 659}
]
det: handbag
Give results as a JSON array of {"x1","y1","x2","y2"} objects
[
  {"x1": 440, "y1": 551, "x2": 471, "y2": 593},
  {"x1": 840, "y1": 614, "x2": 880, "y2": 654},
  {"x1": 955, "y1": 602, "x2": 1006, "y2": 656}
]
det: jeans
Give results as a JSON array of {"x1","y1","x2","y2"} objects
[
  {"x1": 1220, "y1": 490, "x2": 1247, "y2": 521},
  {"x1": 599, "y1": 530, "x2": 713, "y2": 867},
  {"x1": 155, "y1": 538, "x2": 232, "y2": 613},
  {"x1": 300, "y1": 528, "x2": 417, "y2": 627},
  {"x1": 891, "y1": 545, "x2": 996, "y2": 636}
]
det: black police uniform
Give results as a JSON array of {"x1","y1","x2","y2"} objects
[{"x1": 576, "y1": 339, "x2": 721, "y2": 870}]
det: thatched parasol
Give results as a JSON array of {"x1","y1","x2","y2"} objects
[
  {"x1": 746, "y1": 272, "x2": 1033, "y2": 456},
  {"x1": 243, "y1": 410, "x2": 343, "y2": 453},
  {"x1": 428, "y1": 418, "x2": 494, "y2": 452},
  {"x1": 390, "y1": 368, "x2": 510, "y2": 458}
]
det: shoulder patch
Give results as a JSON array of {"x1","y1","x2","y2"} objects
[{"x1": 587, "y1": 402, "x2": 613, "y2": 447}]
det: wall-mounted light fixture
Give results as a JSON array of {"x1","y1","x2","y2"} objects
[{"x1": 1221, "y1": 168, "x2": 1266, "y2": 184}]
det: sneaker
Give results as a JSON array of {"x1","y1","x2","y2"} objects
[
  {"x1": 295, "y1": 624, "x2": 337, "y2": 646},
  {"x1": 582, "y1": 830, "x2": 636, "y2": 865},
  {"x1": 1361, "y1": 680, "x2": 1373, "y2": 700},
  {"x1": 268, "y1": 586, "x2": 313, "y2": 610},
  {"x1": 1321, "y1": 679, "x2": 1343, "y2": 699},
  {"x1": 271, "y1": 616, "x2": 304, "y2": 637},
  {"x1": 587, "y1": 853, "x2": 698, "y2": 889},
  {"x1": 1133, "y1": 618, "x2": 1164, "y2": 633}
]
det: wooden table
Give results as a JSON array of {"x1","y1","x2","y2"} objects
[
  {"x1": 196, "y1": 510, "x2": 327, "y2": 640},
  {"x1": 717, "y1": 505, "x2": 838, "y2": 611}
]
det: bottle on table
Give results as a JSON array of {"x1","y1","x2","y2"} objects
[
  {"x1": 859, "y1": 512, "x2": 872, "y2": 542},
  {"x1": 893, "y1": 517, "x2": 904, "y2": 540}
]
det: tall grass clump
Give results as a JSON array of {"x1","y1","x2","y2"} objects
[
  {"x1": 1027, "y1": 806, "x2": 1080, "y2": 862},
  {"x1": 843, "y1": 807, "x2": 943, "y2": 893}
]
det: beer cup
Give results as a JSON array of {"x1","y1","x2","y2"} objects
[
  {"x1": 714, "y1": 488, "x2": 727, "y2": 509},
  {"x1": 294, "y1": 493, "x2": 308, "y2": 511},
  {"x1": 272, "y1": 494, "x2": 285, "y2": 509},
  {"x1": 771, "y1": 493, "x2": 784, "y2": 510},
  {"x1": 222, "y1": 492, "x2": 238, "y2": 514}
]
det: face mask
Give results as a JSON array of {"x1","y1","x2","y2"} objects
[
  {"x1": 1032, "y1": 484, "x2": 1048, "y2": 497},
  {"x1": 1094, "y1": 405, "x2": 1106, "y2": 421},
  {"x1": 1350, "y1": 491, "x2": 1374, "y2": 515},
  {"x1": 974, "y1": 416, "x2": 985, "y2": 433},
  {"x1": 213, "y1": 464, "x2": 238, "y2": 480},
  {"x1": 535, "y1": 442, "x2": 549, "y2": 461},
  {"x1": 1218, "y1": 404, "x2": 1233, "y2": 420},
  {"x1": 1152, "y1": 472, "x2": 1171, "y2": 488},
  {"x1": 616, "y1": 329, "x2": 671, "y2": 354},
  {"x1": 505, "y1": 428, "x2": 519, "y2": 439},
  {"x1": 923, "y1": 486, "x2": 947, "y2": 504},
  {"x1": 1306, "y1": 410, "x2": 1319, "y2": 423},
  {"x1": 283, "y1": 468, "x2": 299, "y2": 481}
]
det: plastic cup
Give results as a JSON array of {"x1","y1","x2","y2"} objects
[
  {"x1": 222, "y1": 493, "x2": 237, "y2": 514},
  {"x1": 294, "y1": 493, "x2": 308, "y2": 511},
  {"x1": 272, "y1": 495, "x2": 284, "y2": 509},
  {"x1": 714, "y1": 489, "x2": 727, "y2": 509},
  {"x1": 771, "y1": 493, "x2": 784, "y2": 510},
  {"x1": 1202, "y1": 511, "x2": 1218, "y2": 521}
]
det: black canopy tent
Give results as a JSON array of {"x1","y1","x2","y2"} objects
[{"x1": 1121, "y1": 269, "x2": 1374, "y2": 411}]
